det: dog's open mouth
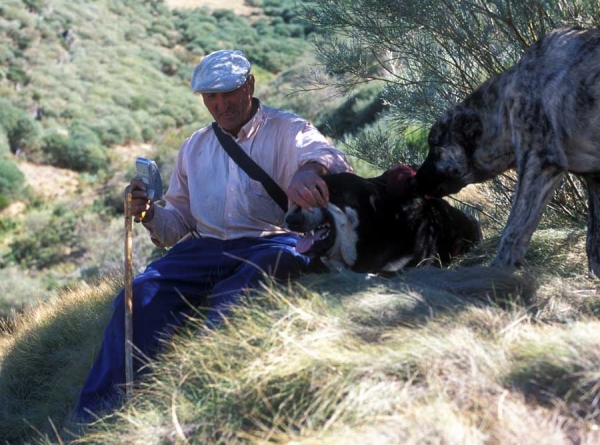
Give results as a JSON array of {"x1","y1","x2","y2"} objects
[{"x1": 295, "y1": 213, "x2": 336, "y2": 257}]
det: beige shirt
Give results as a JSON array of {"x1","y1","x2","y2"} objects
[{"x1": 143, "y1": 102, "x2": 351, "y2": 247}]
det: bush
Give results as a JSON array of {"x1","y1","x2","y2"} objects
[
  {"x1": 0, "y1": 99, "x2": 41, "y2": 158},
  {"x1": 0, "y1": 131, "x2": 9, "y2": 156},
  {"x1": 141, "y1": 125, "x2": 156, "y2": 142},
  {"x1": 0, "y1": 157, "x2": 24, "y2": 210},
  {"x1": 90, "y1": 116, "x2": 129, "y2": 146},
  {"x1": 43, "y1": 125, "x2": 109, "y2": 173},
  {"x1": 9, "y1": 207, "x2": 83, "y2": 269},
  {"x1": 6, "y1": 65, "x2": 30, "y2": 85}
]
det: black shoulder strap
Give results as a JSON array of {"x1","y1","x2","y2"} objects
[{"x1": 212, "y1": 122, "x2": 288, "y2": 212}]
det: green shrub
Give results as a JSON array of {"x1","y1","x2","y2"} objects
[
  {"x1": 43, "y1": 124, "x2": 109, "y2": 173},
  {"x1": 9, "y1": 207, "x2": 83, "y2": 269},
  {"x1": 0, "y1": 194, "x2": 10, "y2": 211},
  {"x1": 0, "y1": 43, "x2": 12, "y2": 64},
  {"x1": 0, "y1": 99, "x2": 41, "y2": 158},
  {"x1": 141, "y1": 125, "x2": 156, "y2": 142},
  {"x1": 130, "y1": 95, "x2": 152, "y2": 111},
  {"x1": 90, "y1": 116, "x2": 128, "y2": 146},
  {"x1": 6, "y1": 65, "x2": 30, "y2": 85},
  {"x1": 0, "y1": 157, "x2": 24, "y2": 210},
  {"x1": 0, "y1": 131, "x2": 9, "y2": 156},
  {"x1": 41, "y1": 130, "x2": 69, "y2": 162}
]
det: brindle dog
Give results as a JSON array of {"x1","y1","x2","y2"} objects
[{"x1": 417, "y1": 27, "x2": 600, "y2": 277}]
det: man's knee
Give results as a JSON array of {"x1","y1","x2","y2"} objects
[{"x1": 250, "y1": 247, "x2": 309, "y2": 279}]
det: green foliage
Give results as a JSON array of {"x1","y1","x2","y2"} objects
[
  {"x1": 8, "y1": 206, "x2": 84, "y2": 269},
  {"x1": 0, "y1": 131, "x2": 10, "y2": 156},
  {"x1": 0, "y1": 157, "x2": 24, "y2": 209},
  {"x1": 0, "y1": 98, "x2": 41, "y2": 158},
  {"x1": 302, "y1": 0, "x2": 600, "y2": 122},
  {"x1": 315, "y1": 82, "x2": 386, "y2": 138},
  {"x1": 173, "y1": 1, "x2": 314, "y2": 74},
  {"x1": 341, "y1": 121, "x2": 427, "y2": 171},
  {"x1": 0, "y1": 0, "x2": 206, "y2": 172},
  {"x1": 43, "y1": 124, "x2": 108, "y2": 173}
]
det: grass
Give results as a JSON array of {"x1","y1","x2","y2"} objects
[{"x1": 0, "y1": 227, "x2": 599, "y2": 444}]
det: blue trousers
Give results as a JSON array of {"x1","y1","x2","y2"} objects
[{"x1": 76, "y1": 234, "x2": 308, "y2": 419}]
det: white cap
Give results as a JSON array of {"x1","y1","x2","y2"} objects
[{"x1": 191, "y1": 49, "x2": 251, "y2": 94}]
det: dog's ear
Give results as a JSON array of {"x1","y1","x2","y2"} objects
[
  {"x1": 454, "y1": 108, "x2": 483, "y2": 155},
  {"x1": 383, "y1": 164, "x2": 417, "y2": 199}
]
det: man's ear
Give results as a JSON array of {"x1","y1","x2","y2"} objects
[{"x1": 246, "y1": 73, "x2": 255, "y2": 94}]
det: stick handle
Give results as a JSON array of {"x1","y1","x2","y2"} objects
[{"x1": 124, "y1": 185, "x2": 134, "y2": 400}]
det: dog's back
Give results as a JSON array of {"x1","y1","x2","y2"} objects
[
  {"x1": 508, "y1": 27, "x2": 600, "y2": 173},
  {"x1": 391, "y1": 193, "x2": 482, "y2": 269}
]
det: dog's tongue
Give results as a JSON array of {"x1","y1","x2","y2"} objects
[{"x1": 295, "y1": 228, "x2": 328, "y2": 254}]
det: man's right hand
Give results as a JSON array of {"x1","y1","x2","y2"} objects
[{"x1": 129, "y1": 178, "x2": 155, "y2": 223}]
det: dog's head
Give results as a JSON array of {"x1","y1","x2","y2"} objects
[
  {"x1": 285, "y1": 202, "x2": 359, "y2": 270},
  {"x1": 285, "y1": 172, "x2": 394, "y2": 272},
  {"x1": 417, "y1": 106, "x2": 483, "y2": 197}
]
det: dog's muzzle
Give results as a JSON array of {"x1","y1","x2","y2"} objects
[{"x1": 285, "y1": 206, "x2": 335, "y2": 256}]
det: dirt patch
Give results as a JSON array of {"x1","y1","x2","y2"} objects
[
  {"x1": 17, "y1": 161, "x2": 80, "y2": 201},
  {"x1": 110, "y1": 143, "x2": 155, "y2": 169},
  {"x1": 0, "y1": 161, "x2": 81, "y2": 218},
  {"x1": 163, "y1": 0, "x2": 259, "y2": 16}
]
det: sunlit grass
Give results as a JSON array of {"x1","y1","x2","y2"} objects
[{"x1": 2, "y1": 226, "x2": 599, "y2": 444}]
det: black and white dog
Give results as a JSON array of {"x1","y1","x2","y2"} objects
[{"x1": 285, "y1": 166, "x2": 482, "y2": 274}]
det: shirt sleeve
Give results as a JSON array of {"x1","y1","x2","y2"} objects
[
  {"x1": 142, "y1": 138, "x2": 197, "y2": 247},
  {"x1": 295, "y1": 121, "x2": 352, "y2": 174}
]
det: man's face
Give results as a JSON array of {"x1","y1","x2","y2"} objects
[{"x1": 201, "y1": 74, "x2": 255, "y2": 136}]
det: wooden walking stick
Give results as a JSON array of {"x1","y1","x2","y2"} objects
[
  {"x1": 123, "y1": 185, "x2": 134, "y2": 400},
  {"x1": 123, "y1": 158, "x2": 162, "y2": 401}
]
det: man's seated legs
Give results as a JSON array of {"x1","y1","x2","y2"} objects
[{"x1": 76, "y1": 235, "x2": 308, "y2": 419}]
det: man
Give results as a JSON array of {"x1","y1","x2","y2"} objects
[{"x1": 76, "y1": 49, "x2": 351, "y2": 418}]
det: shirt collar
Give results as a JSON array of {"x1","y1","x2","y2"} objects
[{"x1": 236, "y1": 98, "x2": 263, "y2": 141}]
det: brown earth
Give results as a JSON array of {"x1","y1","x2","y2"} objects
[
  {"x1": 18, "y1": 161, "x2": 79, "y2": 200},
  {"x1": 1, "y1": 161, "x2": 80, "y2": 218},
  {"x1": 163, "y1": 0, "x2": 259, "y2": 15}
]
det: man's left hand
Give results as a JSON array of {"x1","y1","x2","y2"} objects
[{"x1": 287, "y1": 163, "x2": 329, "y2": 209}]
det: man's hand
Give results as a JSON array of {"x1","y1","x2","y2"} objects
[
  {"x1": 287, "y1": 162, "x2": 329, "y2": 209},
  {"x1": 129, "y1": 178, "x2": 155, "y2": 223}
]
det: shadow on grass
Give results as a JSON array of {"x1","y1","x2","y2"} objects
[
  {"x1": 297, "y1": 265, "x2": 538, "y2": 342},
  {"x1": 504, "y1": 352, "x2": 600, "y2": 421}
]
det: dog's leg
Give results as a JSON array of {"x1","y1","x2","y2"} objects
[
  {"x1": 492, "y1": 111, "x2": 566, "y2": 269},
  {"x1": 583, "y1": 174, "x2": 600, "y2": 278},
  {"x1": 493, "y1": 164, "x2": 564, "y2": 268}
]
